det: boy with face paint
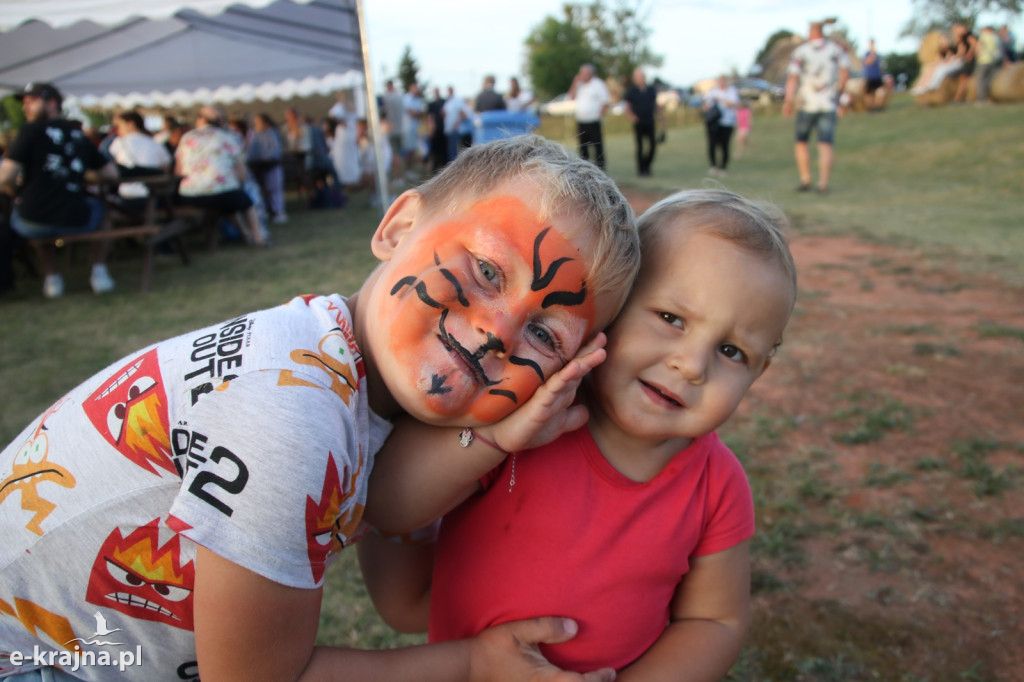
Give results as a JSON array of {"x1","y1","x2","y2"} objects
[
  {"x1": 0, "y1": 136, "x2": 639, "y2": 682},
  {"x1": 360, "y1": 189, "x2": 798, "y2": 681}
]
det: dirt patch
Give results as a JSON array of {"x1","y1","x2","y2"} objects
[{"x1": 625, "y1": 190, "x2": 1024, "y2": 680}]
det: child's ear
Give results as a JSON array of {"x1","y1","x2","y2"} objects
[{"x1": 371, "y1": 190, "x2": 423, "y2": 260}]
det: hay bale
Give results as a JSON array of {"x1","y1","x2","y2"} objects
[
  {"x1": 844, "y1": 77, "x2": 869, "y2": 112},
  {"x1": 911, "y1": 31, "x2": 951, "y2": 95},
  {"x1": 992, "y1": 62, "x2": 1024, "y2": 102},
  {"x1": 914, "y1": 77, "x2": 958, "y2": 106},
  {"x1": 917, "y1": 32, "x2": 945, "y2": 69}
]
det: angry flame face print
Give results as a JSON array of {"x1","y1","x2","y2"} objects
[
  {"x1": 83, "y1": 349, "x2": 175, "y2": 476},
  {"x1": 86, "y1": 519, "x2": 195, "y2": 630}
]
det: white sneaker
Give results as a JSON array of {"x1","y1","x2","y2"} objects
[
  {"x1": 43, "y1": 274, "x2": 64, "y2": 299},
  {"x1": 90, "y1": 264, "x2": 115, "y2": 294},
  {"x1": 272, "y1": 213, "x2": 289, "y2": 224}
]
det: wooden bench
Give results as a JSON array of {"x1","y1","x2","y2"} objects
[{"x1": 31, "y1": 220, "x2": 191, "y2": 293}]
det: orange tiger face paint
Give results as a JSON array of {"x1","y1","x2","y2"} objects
[{"x1": 363, "y1": 180, "x2": 604, "y2": 425}]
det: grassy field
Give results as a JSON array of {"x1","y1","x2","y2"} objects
[
  {"x1": 1, "y1": 93, "x2": 1022, "y2": 674},
  {"x1": 561, "y1": 95, "x2": 1024, "y2": 285}
]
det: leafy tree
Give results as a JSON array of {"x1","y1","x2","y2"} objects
[
  {"x1": 901, "y1": 0, "x2": 1021, "y2": 36},
  {"x1": 575, "y1": 1, "x2": 663, "y2": 84},
  {"x1": 524, "y1": 1, "x2": 662, "y2": 100},
  {"x1": 884, "y1": 52, "x2": 921, "y2": 83},
  {"x1": 754, "y1": 29, "x2": 796, "y2": 69},
  {"x1": 1, "y1": 95, "x2": 25, "y2": 140},
  {"x1": 524, "y1": 12, "x2": 593, "y2": 99},
  {"x1": 396, "y1": 45, "x2": 420, "y2": 90}
]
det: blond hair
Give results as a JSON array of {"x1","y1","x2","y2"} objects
[
  {"x1": 638, "y1": 187, "x2": 797, "y2": 307},
  {"x1": 415, "y1": 135, "x2": 640, "y2": 314}
]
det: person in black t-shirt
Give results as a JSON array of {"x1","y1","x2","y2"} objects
[
  {"x1": 623, "y1": 68, "x2": 659, "y2": 177},
  {"x1": 0, "y1": 82, "x2": 119, "y2": 298}
]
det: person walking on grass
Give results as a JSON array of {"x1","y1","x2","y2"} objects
[
  {"x1": 623, "y1": 68, "x2": 659, "y2": 177},
  {"x1": 783, "y1": 19, "x2": 850, "y2": 195},
  {"x1": 569, "y1": 64, "x2": 611, "y2": 171}
]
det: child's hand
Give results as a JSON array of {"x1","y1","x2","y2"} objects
[
  {"x1": 483, "y1": 333, "x2": 606, "y2": 454},
  {"x1": 470, "y1": 617, "x2": 616, "y2": 682}
]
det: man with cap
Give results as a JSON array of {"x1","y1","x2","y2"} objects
[
  {"x1": 782, "y1": 19, "x2": 850, "y2": 195},
  {"x1": 0, "y1": 82, "x2": 120, "y2": 298}
]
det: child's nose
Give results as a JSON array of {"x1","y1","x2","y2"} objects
[
  {"x1": 470, "y1": 329, "x2": 507, "y2": 360},
  {"x1": 470, "y1": 314, "x2": 513, "y2": 359},
  {"x1": 669, "y1": 343, "x2": 708, "y2": 385}
]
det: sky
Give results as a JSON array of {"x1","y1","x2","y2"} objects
[{"x1": 363, "y1": 0, "x2": 1022, "y2": 97}]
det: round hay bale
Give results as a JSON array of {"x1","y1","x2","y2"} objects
[
  {"x1": 917, "y1": 31, "x2": 945, "y2": 68},
  {"x1": 912, "y1": 31, "x2": 954, "y2": 94},
  {"x1": 844, "y1": 76, "x2": 869, "y2": 112},
  {"x1": 992, "y1": 62, "x2": 1024, "y2": 102},
  {"x1": 914, "y1": 77, "x2": 958, "y2": 106}
]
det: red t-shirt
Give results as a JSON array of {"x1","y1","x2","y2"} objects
[{"x1": 428, "y1": 428, "x2": 755, "y2": 672}]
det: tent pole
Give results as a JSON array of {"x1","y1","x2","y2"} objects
[{"x1": 355, "y1": 0, "x2": 389, "y2": 215}]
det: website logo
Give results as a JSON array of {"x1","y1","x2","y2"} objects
[{"x1": 7, "y1": 612, "x2": 143, "y2": 673}]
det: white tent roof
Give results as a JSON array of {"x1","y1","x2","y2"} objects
[{"x1": 0, "y1": 0, "x2": 365, "y2": 109}]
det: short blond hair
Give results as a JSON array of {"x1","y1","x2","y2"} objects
[
  {"x1": 416, "y1": 135, "x2": 640, "y2": 314},
  {"x1": 638, "y1": 188, "x2": 797, "y2": 304}
]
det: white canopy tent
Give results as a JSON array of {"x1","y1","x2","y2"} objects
[
  {"x1": 0, "y1": 0, "x2": 365, "y2": 109},
  {"x1": 0, "y1": 0, "x2": 390, "y2": 207}
]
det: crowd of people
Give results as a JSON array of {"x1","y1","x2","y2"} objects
[
  {"x1": 911, "y1": 22, "x2": 1018, "y2": 104},
  {"x1": 3, "y1": 17, "x2": 1016, "y2": 301}
]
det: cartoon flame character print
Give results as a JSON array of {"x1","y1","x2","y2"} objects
[
  {"x1": 0, "y1": 401, "x2": 76, "y2": 536},
  {"x1": 306, "y1": 451, "x2": 365, "y2": 583},
  {"x1": 83, "y1": 349, "x2": 175, "y2": 476},
  {"x1": 86, "y1": 519, "x2": 195, "y2": 630},
  {"x1": 279, "y1": 329, "x2": 359, "y2": 407}
]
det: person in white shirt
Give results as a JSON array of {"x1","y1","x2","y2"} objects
[
  {"x1": 401, "y1": 83, "x2": 424, "y2": 176},
  {"x1": 568, "y1": 63, "x2": 611, "y2": 170},
  {"x1": 505, "y1": 77, "x2": 536, "y2": 113},
  {"x1": 702, "y1": 75, "x2": 741, "y2": 177},
  {"x1": 441, "y1": 86, "x2": 474, "y2": 162},
  {"x1": 108, "y1": 110, "x2": 172, "y2": 201},
  {"x1": 782, "y1": 19, "x2": 850, "y2": 195}
]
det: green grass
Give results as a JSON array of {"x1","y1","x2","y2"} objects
[
  {"x1": 2, "y1": 95, "x2": 1023, "y2": 660},
  {"x1": 600, "y1": 95, "x2": 1024, "y2": 286}
]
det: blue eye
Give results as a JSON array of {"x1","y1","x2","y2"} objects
[
  {"x1": 528, "y1": 324, "x2": 555, "y2": 349},
  {"x1": 478, "y1": 260, "x2": 498, "y2": 283}
]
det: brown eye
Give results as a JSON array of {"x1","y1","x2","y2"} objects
[{"x1": 720, "y1": 344, "x2": 747, "y2": 363}]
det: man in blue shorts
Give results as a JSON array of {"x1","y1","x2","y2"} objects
[
  {"x1": 0, "y1": 83, "x2": 120, "y2": 298},
  {"x1": 782, "y1": 20, "x2": 850, "y2": 195}
]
